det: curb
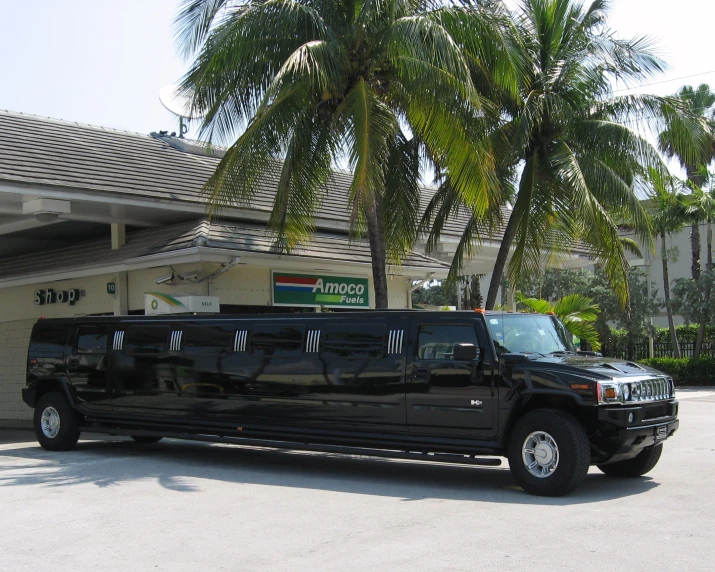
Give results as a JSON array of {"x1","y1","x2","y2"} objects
[{"x1": 0, "y1": 421, "x2": 33, "y2": 431}]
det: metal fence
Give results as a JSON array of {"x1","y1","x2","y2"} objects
[{"x1": 602, "y1": 341, "x2": 715, "y2": 361}]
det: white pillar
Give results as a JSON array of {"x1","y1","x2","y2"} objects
[{"x1": 111, "y1": 224, "x2": 128, "y2": 316}]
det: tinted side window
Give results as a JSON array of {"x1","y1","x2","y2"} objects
[
  {"x1": 77, "y1": 326, "x2": 108, "y2": 354},
  {"x1": 124, "y1": 326, "x2": 170, "y2": 355},
  {"x1": 417, "y1": 324, "x2": 479, "y2": 360},
  {"x1": 183, "y1": 324, "x2": 234, "y2": 355},
  {"x1": 30, "y1": 323, "x2": 69, "y2": 355},
  {"x1": 250, "y1": 324, "x2": 304, "y2": 357},
  {"x1": 321, "y1": 324, "x2": 385, "y2": 360}
]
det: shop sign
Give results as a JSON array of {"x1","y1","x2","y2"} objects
[
  {"x1": 272, "y1": 272, "x2": 369, "y2": 308},
  {"x1": 34, "y1": 288, "x2": 83, "y2": 306}
]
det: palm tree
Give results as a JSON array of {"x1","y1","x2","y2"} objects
[
  {"x1": 424, "y1": 0, "x2": 711, "y2": 312},
  {"x1": 659, "y1": 84, "x2": 715, "y2": 281},
  {"x1": 517, "y1": 293, "x2": 601, "y2": 350},
  {"x1": 650, "y1": 177, "x2": 690, "y2": 358},
  {"x1": 685, "y1": 169, "x2": 715, "y2": 356},
  {"x1": 175, "y1": 0, "x2": 517, "y2": 308}
]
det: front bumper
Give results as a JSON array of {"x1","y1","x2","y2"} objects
[{"x1": 594, "y1": 399, "x2": 679, "y2": 464}]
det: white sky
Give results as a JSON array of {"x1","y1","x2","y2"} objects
[{"x1": 1, "y1": 0, "x2": 714, "y2": 143}]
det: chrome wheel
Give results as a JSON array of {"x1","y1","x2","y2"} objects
[
  {"x1": 40, "y1": 406, "x2": 61, "y2": 439},
  {"x1": 522, "y1": 431, "x2": 559, "y2": 478}
]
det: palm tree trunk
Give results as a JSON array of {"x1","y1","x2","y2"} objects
[
  {"x1": 365, "y1": 198, "x2": 388, "y2": 309},
  {"x1": 691, "y1": 222, "x2": 701, "y2": 280},
  {"x1": 661, "y1": 231, "x2": 681, "y2": 358},
  {"x1": 708, "y1": 219, "x2": 713, "y2": 271},
  {"x1": 687, "y1": 165, "x2": 703, "y2": 281},
  {"x1": 485, "y1": 211, "x2": 519, "y2": 310}
]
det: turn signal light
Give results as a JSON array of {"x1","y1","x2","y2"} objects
[
  {"x1": 604, "y1": 388, "x2": 618, "y2": 399},
  {"x1": 570, "y1": 383, "x2": 590, "y2": 390}
]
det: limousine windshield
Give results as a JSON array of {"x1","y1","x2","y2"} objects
[{"x1": 486, "y1": 313, "x2": 575, "y2": 355}]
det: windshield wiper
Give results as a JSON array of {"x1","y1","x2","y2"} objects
[{"x1": 548, "y1": 350, "x2": 575, "y2": 356}]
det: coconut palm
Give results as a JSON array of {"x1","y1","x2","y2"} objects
[
  {"x1": 659, "y1": 84, "x2": 715, "y2": 281},
  {"x1": 424, "y1": 0, "x2": 712, "y2": 312},
  {"x1": 684, "y1": 169, "x2": 715, "y2": 356},
  {"x1": 650, "y1": 176, "x2": 690, "y2": 358},
  {"x1": 517, "y1": 292, "x2": 601, "y2": 350},
  {"x1": 175, "y1": 0, "x2": 518, "y2": 308}
]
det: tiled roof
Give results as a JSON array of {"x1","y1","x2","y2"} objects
[
  {"x1": 0, "y1": 110, "x2": 357, "y2": 226},
  {"x1": 0, "y1": 218, "x2": 449, "y2": 284},
  {"x1": 0, "y1": 109, "x2": 590, "y2": 257},
  {"x1": 0, "y1": 109, "x2": 480, "y2": 237}
]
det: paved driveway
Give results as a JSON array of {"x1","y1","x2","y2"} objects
[{"x1": 2, "y1": 390, "x2": 714, "y2": 572}]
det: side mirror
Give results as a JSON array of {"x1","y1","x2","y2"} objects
[{"x1": 454, "y1": 343, "x2": 480, "y2": 362}]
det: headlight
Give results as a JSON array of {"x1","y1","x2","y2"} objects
[
  {"x1": 632, "y1": 383, "x2": 642, "y2": 399},
  {"x1": 597, "y1": 382, "x2": 622, "y2": 404},
  {"x1": 622, "y1": 383, "x2": 631, "y2": 401}
]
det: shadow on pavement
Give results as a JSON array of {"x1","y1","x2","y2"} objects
[{"x1": 0, "y1": 434, "x2": 660, "y2": 505}]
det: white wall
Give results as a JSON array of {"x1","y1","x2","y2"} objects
[
  {"x1": 630, "y1": 223, "x2": 712, "y2": 327},
  {"x1": 0, "y1": 274, "x2": 115, "y2": 322}
]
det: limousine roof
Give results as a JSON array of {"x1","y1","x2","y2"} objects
[{"x1": 35, "y1": 310, "x2": 552, "y2": 324}]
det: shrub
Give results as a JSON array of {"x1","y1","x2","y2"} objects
[{"x1": 638, "y1": 357, "x2": 715, "y2": 386}]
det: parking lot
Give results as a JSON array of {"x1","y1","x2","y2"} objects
[{"x1": 2, "y1": 390, "x2": 715, "y2": 572}]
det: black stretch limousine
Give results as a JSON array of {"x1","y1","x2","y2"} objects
[{"x1": 22, "y1": 310, "x2": 679, "y2": 496}]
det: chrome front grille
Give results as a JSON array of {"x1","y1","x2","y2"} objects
[{"x1": 630, "y1": 378, "x2": 672, "y2": 401}]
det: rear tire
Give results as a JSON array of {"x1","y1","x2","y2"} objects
[
  {"x1": 130, "y1": 436, "x2": 163, "y2": 444},
  {"x1": 598, "y1": 444, "x2": 663, "y2": 478},
  {"x1": 508, "y1": 409, "x2": 590, "y2": 497},
  {"x1": 33, "y1": 392, "x2": 81, "y2": 451}
]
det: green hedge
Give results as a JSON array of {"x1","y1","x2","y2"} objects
[{"x1": 638, "y1": 357, "x2": 715, "y2": 386}]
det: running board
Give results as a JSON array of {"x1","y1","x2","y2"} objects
[{"x1": 81, "y1": 426, "x2": 502, "y2": 467}]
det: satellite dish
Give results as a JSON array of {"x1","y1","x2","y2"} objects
[{"x1": 159, "y1": 84, "x2": 205, "y2": 137}]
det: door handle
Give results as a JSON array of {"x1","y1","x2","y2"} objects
[
  {"x1": 413, "y1": 367, "x2": 431, "y2": 383},
  {"x1": 67, "y1": 357, "x2": 79, "y2": 370}
]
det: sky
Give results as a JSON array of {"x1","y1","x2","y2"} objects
[{"x1": 1, "y1": 0, "x2": 715, "y2": 143}]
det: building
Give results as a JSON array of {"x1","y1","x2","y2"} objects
[
  {"x1": 628, "y1": 224, "x2": 713, "y2": 328},
  {"x1": 0, "y1": 110, "x2": 454, "y2": 421}
]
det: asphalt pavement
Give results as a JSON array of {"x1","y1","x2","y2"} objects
[{"x1": 1, "y1": 390, "x2": 714, "y2": 572}]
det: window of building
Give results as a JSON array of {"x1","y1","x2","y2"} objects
[
  {"x1": 182, "y1": 324, "x2": 234, "y2": 355},
  {"x1": 250, "y1": 324, "x2": 304, "y2": 357},
  {"x1": 124, "y1": 326, "x2": 170, "y2": 355},
  {"x1": 321, "y1": 324, "x2": 385, "y2": 360},
  {"x1": 417, "y1": 324, "x2": 479, "y2": 360},
  {"x1": 76, "y1": 326, "x2": 108, "y2": 354}
]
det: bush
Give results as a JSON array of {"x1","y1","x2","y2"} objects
[
  {"x1": 652, "y1": 324, "x2": 715, "y2": 344},
  {"x1": 638, "y1": 357, "x2": 715, "y2": 386}
]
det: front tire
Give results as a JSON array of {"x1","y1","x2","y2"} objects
[
  {"x1": 598, "y1": 445, "x2": 663, "y2": 478},
  {"x1": 33, "y1": 392, "x2": 81, "y2": 451},
  {"x1": 508, "y1": 409, "x2": 590, "y2": 497}
]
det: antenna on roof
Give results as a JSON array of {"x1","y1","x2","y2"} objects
[{"x1": 159, "y1": 84, "x2": 205, "y2": 138}]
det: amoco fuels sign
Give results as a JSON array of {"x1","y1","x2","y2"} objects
[{"x1": 272, "y1": 272, "x2": 369, "y2": 308}]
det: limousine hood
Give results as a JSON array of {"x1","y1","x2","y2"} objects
[{"x1": 502, "y1": 353, "x2": 667, "y2": 381}]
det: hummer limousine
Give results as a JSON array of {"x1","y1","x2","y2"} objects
[{"x1": 22, "y1": 310, "x2": 679, "y2": 496}]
